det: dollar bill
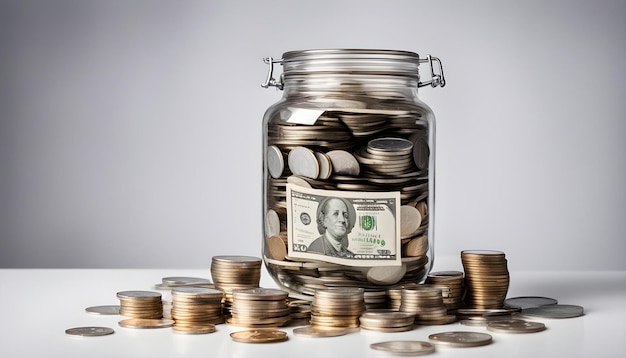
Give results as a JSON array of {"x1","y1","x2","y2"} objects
[{"x1": 286, "y1": 184, "x2": 401, "y2": 267}]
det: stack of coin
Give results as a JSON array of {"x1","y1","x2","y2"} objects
[
  {"x1": 357, "y1": 137, "x2": 417, "y2": 177},
  {"x1": 399, "y1": 286, "x2": 456, "y2": 325},
  {"x1": 117, "y1": 291, "x2": 163, "y2": 319},
  {"x1": 288, "y1": 298, "x2": 312, "y2": 320},
  {"x1": 310, "y1": 287, "x2": 366, "y2": 328},
  {"x1": 229, "y1": 288, "x2": 291, "y2": 328},
  {"x1": 364, "y1": 289, "x2": 388, "y2": 309},
  {"x1": 210, "y1": 256, "x2": 263, "y2": 315},
  {"x1": 425, "y1": 271, "x2": 466, "y2": 312},
  {"x1": 386, "y1": 283, "x2": 419, "y2": 310},
  {"x1": 170, "y1": 287, "x2": 224, "y2": 333},
  {"x1": 268, "y1": 114, "x2": 354, "y2": 151},
  {"x1": 359, "y1": 310, "x2": 416, "y2": 332},
  {"x1": 461, "y1": 250, "x2": 510, "y2": 309}
]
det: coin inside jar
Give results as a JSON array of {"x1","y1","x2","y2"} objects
[
  {"x1": 267, "y1": 145, "x2": 285, "y2": 179},
  {"x1": 288, "y1": 146, "x2": 320, "y2": 179},
  {"x1": 326, "y1": 150, "x2": 360, "y2": 176}
]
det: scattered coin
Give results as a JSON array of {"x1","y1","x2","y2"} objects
[
  {"x1": 370, "y1": 340, "x2": 435, "y2": 356},
  {"x1": 229, "y1": 329, "x2": 288, "y2": 343},
  {"x1": 428, "y1": 331, "x2": 493, "y2": 347},
  {"x1": 65, "y1": 326, "x2": 114, "y2": 337},
  {"x1": 118, "y1": 318, "x2": 175, "y2": 329},
  {"x1": 85, "y1": 305, "x2": 120, "y2": 315},
  {"x1": 504, "y1": 296, "x2": 558, "y2": 309},
  {"x1": 161, "y1": 277, "x2": 213, "y2": 287},
  {"x1": 520, "y1": 304, "x2": 584, "y2": 319},
  {"x1": 486, "y1": 319, "x2": 546, "y2": 333},
  {"x1": 292, "y1": 325, "x2": 356, "y2": 338}
]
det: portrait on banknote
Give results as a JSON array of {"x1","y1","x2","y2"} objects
[{"x1": 286, "y1": 184, "x2": 401, "y2": 267}]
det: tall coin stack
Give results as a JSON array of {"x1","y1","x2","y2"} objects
[
  {"x1": 210, "y1": 255, "x2": 262, "y2": 315},
  {"x1": 461, "y1": 250, "x2": 510, "y2": 309},
  {"x1": 310, "y1": 288, "x2": 366, "y2": 328},
  {"x1": 425, "y1": 271, "x2": 466, "y2": 313},
  {"x1": 170, "y1": 287, "x2": 224, "y2": 333},
  {"x1": 399, "y1": 286, "x2": 456, "y2": 325},
  {"x1": 117, "y1": 290, "x2": 163, "y2": 319},
  {"x1": 229, "y1": 288, "x2": 291, "y2": 328}
]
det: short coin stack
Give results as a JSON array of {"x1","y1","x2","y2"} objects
[
  {"x1": 399, "y1": 286, "x2": 456, "y2": 325},
  {"x1": 170, "y1": 287, "x2": 224, "y2": 334},
  {"x1": 461, "y1": 250, "x2": 510, "y2": 309},
  {"x1": 425, "y1": 271, "x2": 466, "y2": 312},
  {"x1": 229, "y1": 288, "x2": 291, "y2": 328},
  {"x1": 386, "y1": 283, "x2": 419, "y2": 311},
  {"x1": 359, "y1": 311, "x2": 416, "y2": 332},
  {"x1": 117, "y1": 290, "x2": 163, "y2": 319},
  {"x1": 310, "y1": 288, "x2": 366, "y2": 328},
  {"x1": 210, "y1": 256, "x2": 262, "y2": 315}
]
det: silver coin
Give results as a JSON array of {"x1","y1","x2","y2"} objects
[
  {"x1": 486, "y1": 319, "x2": 546, "y2": 333},
  {"x1": 116, "y1": 290, "x2": 162, "y2": 299},
  {"x1": 293, "y1": 325, "x2": 356, "y2": 338},
  {"x1": 162, "y1": 276, "x2": 213, "y2": 286},
  {"x1": 315, "y1": 151, "x2": 333, "y2": 180},
  {"x1": 428, "y1": 331, "x2": 492, "y2": 347},
  {"x1": 65, "y1": 326, "x2": 115, "y2": 336},
  {"x1": 265, "y1": 209, "x2": 281, "y2": 238},
  {"x1": 326, "y1": 150, "x2": 360, "y2": 176},
  {"x1": 370, "y1": 341, "x2": 435, "y2": 356},
  {"x1": 267, "y1": 145, "x2": 285, "y2": 179},
  {"x1": 504, "y1": 296, "x2": 558, "y2": 309},
  {"x1": 288, "y1": 146, "x2": 320, "y2": 179},
  {"x1": 85, "y1": 305, "x2": 120, "y2": 315},
  {"x1": 520, "y1": 304, "x2": 584, "y2": 319},
  {"x1": 368, "y1": 137, "x2": 414, "y2": 154}
]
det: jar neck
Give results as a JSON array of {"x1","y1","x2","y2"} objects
[{"x1": 282, "y1": 73, "x2": 419, "y2": 100}]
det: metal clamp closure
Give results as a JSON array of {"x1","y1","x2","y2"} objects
[
  {"x1": 261, "y1": 57, "x2": 284, "y2": 90},
  {"x1": 418, "y1": 55, "x2": 446, "y2": 88}
]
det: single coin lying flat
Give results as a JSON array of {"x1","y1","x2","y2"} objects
[
  {"x1": 230, "y1": 329, "x2": 288, "y2": 343},
  {"x1": 370, "y1": 340, "x2": 435, "y2": 356},
  {"x1": 65, "y1": 326, "x2": 114, "y2": 337}
]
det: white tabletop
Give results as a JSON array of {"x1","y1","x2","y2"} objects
[{"x1": 1, "y1": 265, "x2": 624, "y2": 358}]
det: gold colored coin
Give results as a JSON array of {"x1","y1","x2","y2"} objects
[
  {"x1": 118, "y1": 318, "x2": 175, "y2": 329},
  {"x1": 267, "y1": 235, "x2": 288, "y2": 261},
  {"x1": 229, "y1": 329, "x2": 288, "y2": 343}
]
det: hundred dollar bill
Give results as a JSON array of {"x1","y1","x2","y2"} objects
[{"x1": 286, "y1": 184, "x2": 401, "y2": 267}]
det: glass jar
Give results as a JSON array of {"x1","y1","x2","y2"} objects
[{"x1": 260, "y1": 49, "x2": 445, "y2": 299}]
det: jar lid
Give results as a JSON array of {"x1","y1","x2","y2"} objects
[{"x1": 281, "y1": 49, "x2": 421, "y2": 78}]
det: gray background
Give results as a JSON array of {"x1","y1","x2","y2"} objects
[{"x1": 1, "y1": 0, "x2": 624, "y2": 270}]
